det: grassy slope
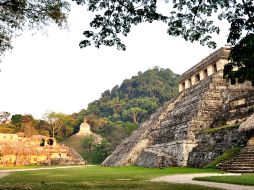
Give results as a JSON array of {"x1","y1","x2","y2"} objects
[
  {"x1": 62, "y1": 134, "x2": 84, "y2": 152},
  {"x1": 0, "y1": 166, "x2": 223, "y2": 190},
  {"x1": 194, "y1": 174, "x2": 254, "y2": 186}
]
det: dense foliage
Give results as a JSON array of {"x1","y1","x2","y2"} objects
[
  {"x1": 74, "y1": 67, "x2": 179, "y2": 162},
  {"x1": 224, "y1": 33, "x2": 254, "y2": 85},
  {"x1": 1, "y1": 1, "x2": 253, "y2": 84},
  {"x1": 0, "y1": 0, "x2": 70, "y2": 57},
  {"x1": 85, "y1": 67, "x2": 179, "y2": 123},
  {"x1": 75, "y1": 0, "x2": 252, "y2": 49},
  {"x1": 0, "y1": 111, "x2": 78, "y2": 141},
  {"x1": 74, "y1": 0, "x2": 254, "y2": 84}
]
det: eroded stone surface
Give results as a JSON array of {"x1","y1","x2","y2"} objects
[
  {"x1": 102, "y1": 48, "x2": 254, "y2": 167},
  {"x1": 0, "y1": 134, "x2": 86, "y2": 166}
]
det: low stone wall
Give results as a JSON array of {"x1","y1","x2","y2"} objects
[{"x1": 187, "y1": 126, "x2": 247, "y2": 167}]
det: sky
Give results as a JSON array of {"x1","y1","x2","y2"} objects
[{"x1": 0, "y1": 1, "x2": 229, "y2": 119}]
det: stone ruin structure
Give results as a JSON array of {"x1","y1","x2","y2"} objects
[
  {"x1": 0, "y1": 133, "x2": 86, "y2": 166},
  {"x1": 76, "y1": 117, "x2": 102, "y2": 143},
  {"x1": 63, "y1": 118, "x2": 102, "y2": 151},
  {"x1": 102, "y1": 47, "x2": 254, "y2": 168},
  {"x1": 217, "y1": 113, "x2": 254, "y2": 172},
  {"x1": 76, "y1": 119, "x2": 92, "y2": 136}
]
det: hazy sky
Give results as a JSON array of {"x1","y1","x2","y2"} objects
[{"x1": 0, "y1": 1, "x2": 229, "y2": 119}]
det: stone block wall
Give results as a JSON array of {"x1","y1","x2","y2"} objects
[
  {"x1": 102, "y1": 70, "x2": 254, "y2": 167},
  {"x1": 188, "y1": 126, "x2": 247, "y2": 167}
]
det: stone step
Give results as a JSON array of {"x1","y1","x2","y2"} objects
[
  {"x1": 174, "y1": 99, "x2": 200, "y2": 110},
  {"x1": 244, "y1": 149, "x2": 254, "y2": 151},
  {"x1": 243, "y1": 145, "x2": 254, "y2": 148},
  {"x1": 242, "y1": 146, "x2": 254, "y2": 148},
  {"x1": 237, "y1": 152, "x2": 254, "y2": 156},
  {"x1": 248, "y1": 140, "x2": 254, "y2": 145},
  {"x1": 227, "y1": 153, "x2": 254, "y2": 158},
  {"x1": 218, "y1": 139, "x2": 254, "y2": 173},
  {"x1": 221, "y1": 163, "x2": 254, "y2": 166},
  {"x1": 183, "y1": 87, "x2": 210, "y2": 97},
  {"x1": 238, "y1": 148, "x2": 254, "y2": 153},
  {"x1": 230, "y1": 158, "x2": 254, "y2": 162},
  {"x1": 225, "y1": 169, "x2": 254, "y2": 173},
  {"x1": 183, "y1": 86, "x2": 211, "y2": 99},
  {"x1": 221, "y1": 167, "x2": 254, "y2": 171},
  {"x1": 230, "y1": 155, "x2": 254, "y2": 159},
  {"x1": 242, "y1": 149, "x2": 254, "y2": 152},
  {"x1": 242, "y1": 150, "x2": 254, "y2": 153}
]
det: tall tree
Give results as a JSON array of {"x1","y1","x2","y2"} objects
[
  {"x1": 11, "y1": 114, "x2": 22, "y2": 128},
  {"x1": 43, "y1": 111, "x2": 76, "y2": 139},
  {"x1": 0, "y1": 112, "x2": 10, "y2": 124},
  {"x1": 75, "y1": 0, "x2": 254, "y2": 84},
  {"x1": 44, "y1": 112, "x2": 65, "y2": 139},
  {"x1": 224, "y1": 33, "x2": 254, "y2": 85},
  {"x1": 21, "y1": 114, "x2": 37, "y2": 137},
  {"x1": 81, "y1": 134, "x2": 95, "y2": 152},
  {"x1": 123, "y1": 107, "x2": 146, "y2": 124},
  {"x1": 0, "y1": 0, "x2": 70, "y2": 57}
]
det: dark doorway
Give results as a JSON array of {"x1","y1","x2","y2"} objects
[
  {"x1": 195, "y1": 74, "x2": 200, "y2": 83},
  {"x1": 47, "y1": 139, "x2": 54, "y2": 145},
  {"x1": 40, "y1": 139, "x2": 45, "y2": 146},
  {"x1": 204, "y1": 69, "x2": 208, "y2": 78}
]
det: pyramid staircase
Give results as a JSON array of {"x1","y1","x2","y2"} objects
[{"x1": 218, "y1": 136, "x2": 254, "y2": 173}]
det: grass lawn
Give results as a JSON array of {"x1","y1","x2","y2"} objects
[
  {"x1": 0, "y1": 165, "x2": 223, "y2": 190},
  {"x1": 194, "y1": 174, "x2": 254, "y2": 186}
]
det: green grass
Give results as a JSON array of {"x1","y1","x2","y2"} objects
[
  {"x1": 199, "y1": 124, "x2": 239, "y2": 134},
  {"x1": 205, "y1": 147, "x2": 241, "y2": 168},
  {"x1": 194, "y1": 174, "x2": 254, "y2": 186},
  {"x1": 0, "y1": 166, "x2": 223, "y2": 190}
]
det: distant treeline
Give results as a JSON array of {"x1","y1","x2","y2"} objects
[{"x1": 0, "y1": 112, "x2": 78, "y2": 141}]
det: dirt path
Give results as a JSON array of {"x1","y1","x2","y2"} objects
[
  {"x1": 0, "y1": 173, "x2": 9, "y2": 179},
  {"x1": 151, "y1": 173, "x2": 254, "y2": 190}
]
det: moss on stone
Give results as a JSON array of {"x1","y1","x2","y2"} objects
[
  {"x1": 205, "y1": 147, "x2": 241, "y2": 168},
  {"x1": 200, "y1": 124, "x2": 240, "y2": 134}
]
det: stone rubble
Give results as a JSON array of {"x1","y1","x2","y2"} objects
[{"x1": 0, "y1": 133, "x2": 86, "y2": 166}]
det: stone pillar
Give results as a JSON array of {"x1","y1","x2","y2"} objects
[
  {"x1": 191, "y1": 75, "x2": 196, "y2": 85},
  {"x1": 207, "y1": 65, "x2": 214, "y2": 76},
  {"x1": 199, "y1": 70, "x2": 205, "y2": 80},
  {"x1": 179, "y1": 82, "x2": 185, "y2": 92},
  {"x1": 185, "y1": 79, "x2": 192, "y2": 89},
  {"x1": 178, "y1": 84, "x2": 182, "y2": 92}
]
